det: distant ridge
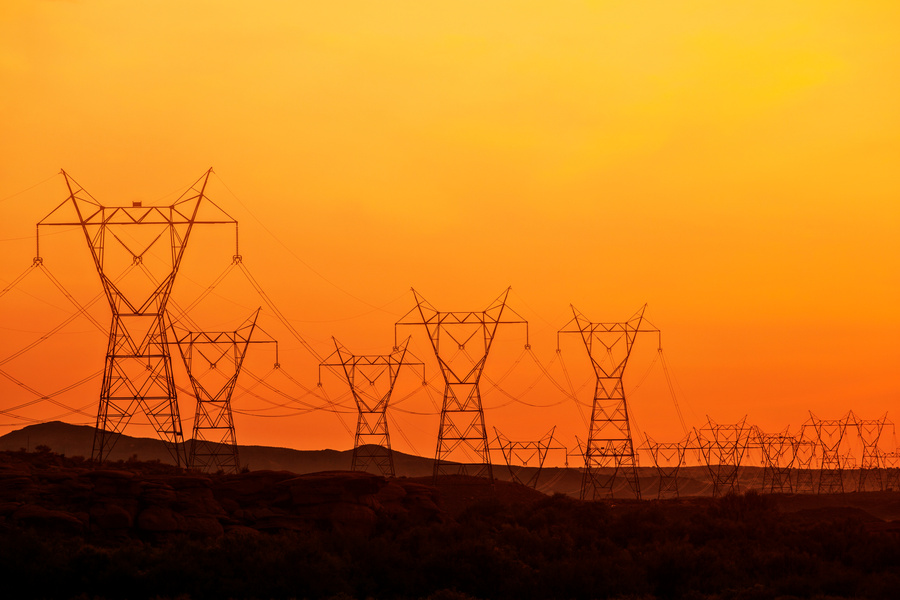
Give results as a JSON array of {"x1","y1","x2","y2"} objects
[
  {"x1": 0, "y1": 421, "x2": 751, "y2": 497},
  {"x1": 0, "y1": 422, "x2": 586, "y2": 494},
  {"x1": 0, "y1": 421, "x2": 436, "y2": 477}
]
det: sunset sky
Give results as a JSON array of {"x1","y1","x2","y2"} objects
[{"x1": 1, "y1": 1, "x2": 898, "y2": 465}]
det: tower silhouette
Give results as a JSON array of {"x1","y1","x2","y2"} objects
[
  {"x1": 37, "y1": 169, "x2": 238, "y2": 465},
  {"x1": 319, "y1": 337, "x2": 421, "y2": 477},
  {"x1": 809, "y1": 412, "x2": 851, "y2": 494},
  {"x1": 558, "y1": 305, "x2": 657, "y2": 500},
  {"x1": 396, "y1": 288, "x2": 527, "y2": 480},
  {"x1": 170, "y1": 308, "x2": 275, "y2": 473}
]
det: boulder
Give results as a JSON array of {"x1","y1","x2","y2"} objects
[
  {"x1": 90, "y1": 503, "x2": 133, "y2": 530},
  {"x1": 212, "y1": 470, "x2": 296, "y2": 503},
  {"x1": 13, "y1": 504, "x2": 84, "y2": 534},
  {"x1": 329, "y1": 501, "x2": 378, "y2": 535},
  {"x1": 0, "y1": 476, "x2": 35, "y2": 501},
  {"x1": 181, "y1": 514, "x2": 224, "y2": 538},
  {"x1": 136, "y1": 506, "x2": 180, "y2": 532},
  {"x1": 282, "y1": 471, "x2": 384, "y2": 507},
  {"x1": 224, "y1": 524, "x2": 262, "y2": 538},
  {"x1": 141, "y1": 483, "x2": 178, "y2": 505}
]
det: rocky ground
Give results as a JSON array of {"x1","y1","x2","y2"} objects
[
  {"x1": 5, "y1": 449, "x2": 900, "y2": 600},
  {"x1": 0, "y1": 449, "x2": 448, "y2": 541}
]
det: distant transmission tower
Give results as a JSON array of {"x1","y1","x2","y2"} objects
[
  {"x1": 558, "y1": 305, "x2": 658, "y2": 500},
  {"x1": 695, "y1": 417, "x2": 753, "y2": 497},
  {"x1": 851, "y1": 411, "x2": 888, "y2": 492},
  {"x1": 396, "y1": 288, "x2": 528, "y2": 481},
  {"x1": 809, "y1": 412, "x2": 850, "y2": 494},
  {"x1": 170, "y1": 309, "x2": 276, "y2": 473},
  {"x1": 793, "y1": 427, "x2": 818, "y2": 493},
  {"x1": 37, "y1": 169, "x2": 238, "y2": 465},
  {"x1": 644, "y1": 432, "x2": 692, "y2": 499},
  {"x1": 757, "y1": 429, "x2": 796, "y2": 494},
  {"x1": 319, "y1": 337, "x2": 422, "y2": 477},
  {"x1": 493, "y1": 426, "x2": 564, "y2": 489},
  {"x1": 882, "y1": 451, "x2": 900, "y2": 491}
]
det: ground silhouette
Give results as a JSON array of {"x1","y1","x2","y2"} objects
[{"x1": 3, "y1": 446, "x2": 900, "y2": 599}]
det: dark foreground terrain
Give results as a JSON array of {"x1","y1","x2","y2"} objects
[{"x1": 2, "y1": 449, "x2": 900, "y2": 600}]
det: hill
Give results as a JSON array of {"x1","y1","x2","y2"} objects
[
  {"x1": 2, "y1": 447, "x2": 900, "y2": 600},
  {"x1": 0, "y1": 421, "x2": 435, "y2": 477},
  {"x1": 1, "y1": 422, "x2": 874, "y2": 500}
]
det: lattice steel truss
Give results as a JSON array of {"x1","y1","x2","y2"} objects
[
  {"x1": 850, "y1": 411, "x2": 889, "y2": 492},
  {"x1": 558, "y1": 305, "x2": 658, "y2": 500},
  {"x1": 792, "y1": 434, "x2": 818, "y2": 494},
  {"x1": 319, "y1": 337, "x2": 422, "y2": 477},
  {"x1": 808, "y1": 411, "x2": 851, "y2": 494},
  {"x1": 756, "y1": 429, "x2": 796, "y2": 494},
  {"x1": 882, "y1": 451, "x2": 900, "y2": 491},
  {"x1": 37, "y1": 169, "x2": 238, "y2": 465},
  {"x1": 396, "y1": 288, "x2": 527, "y2": 480},
  {"x1": 493, "y1": 426, "x2": 564, "y2": 489},
  {"x1": 695, "y1": 417, "x2": 753, "y2": 497},
  {"x1": 170, "y1": 309, "x2": 275, "y2": 473},
  {"x1": 644, "y1": 432, "x2": 692, "y2": 499}
]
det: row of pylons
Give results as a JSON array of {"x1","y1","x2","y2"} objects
[{"x1": 29, "y1": 171, "x2": 893, "y2": 502}]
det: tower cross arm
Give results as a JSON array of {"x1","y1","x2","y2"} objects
[
  {"x1": 318, "y1": 336, "x2": 425, "y2": 387},
  {"x1": 35, "y1": 169, "x2": 241, "y2": 263},
  {"x1": 556, "y1": 304, "x2": 661, "y2": 351},
  {"x1": 394, "y1": 286, "x2": 529, "y2": 349}
]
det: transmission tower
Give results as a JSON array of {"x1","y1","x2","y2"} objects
[
  {"x1": 319, "y1": 337, "x2": 422, "y2": 477},
  {"x1": 558, "y1": 305, "x2": 658, "y2": 500},
  {"x1": 808, "y1": 412, "x2": 850, "y2": 494},
  {"x1": 793, "y1": 427, "x2": 818, "y2": 493},
  {"x1": 850, "y1": 411, "x2": 888, "y2": 492},
  {"x1": 493, "y1": 426, "x2": 564, "y2": 489},
  {"x1": 757, "y1": 429, "x2": 796, "y2": 494},
  {"x1": 695, "y1": 417, "x2": 753, "y2": 497},
  {"x1": 170, "y1": 309, "x2": 275, "y2": 473},
  {"x1": 882, "y1": 451, "x2": 900, "y2": 491},
  {"x1": 644, "y1": 432, "x2": 692, "y2": 499},
  {"x1": 37, "y1": 169, "x2": 238, "y2": 465},
  {"x1": 396, "y1": 288, "x2": 528, "y2": 481}
]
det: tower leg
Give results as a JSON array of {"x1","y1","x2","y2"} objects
[
  {"x1": 434, "y1": 382, "x2": 492, "y2": 479},
  {"x1": 581, "y1": 378, "x2": 640, "y2": 500},
  {"x1": 92, "y1": 313, "x2": 185, "y2": 466}
]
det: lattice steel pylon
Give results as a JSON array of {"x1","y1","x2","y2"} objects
[
  {"x1": 695, "y1": 417, "x2": 753, "y2": 497},
  {"x1": 757, "y1": 429, "x2": 796, "y2": 494},
  {"x1": 493, "y1": 426, "x2": 564, "y2": 489},
  {"x1": 882, "y1": 451, "x2": 900, "y2": 491},
  {"x1": 170, "y1": 309, "x2": 275, "y2": 474},
  {"x1": 37, "y1": 169, "x2": 238, "y2": 465},
  {"x1": 558, "y1": 305, "x2": 658, "y2": 500},
  {"x1": 644, "y1": 432, "x2": 692, "y2": 499},
  {"x1": 396, "y1": 288, "x2": 528, "y2": 481},
  {"x1": 850, "y1": 411, "x2": 889, "y2": 492},
  {"x1": 793, "y1": 426, "x2": 818, "y2": 493},
  {"x1": 319, "y1": 337, "x2": 422, "y2": 477},
  {"x1": 808, "y1": 411, "x2": 850, "y2": 494}
]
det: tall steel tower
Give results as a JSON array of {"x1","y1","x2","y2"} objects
[
  {"x1": 757, "y1": 430, "x2": 796, "y2": 493},
  {"x1": 396, "y1": 288, "x2": 527, "y2": 480},
  {"x1": 493, "y1": 427, "x2": 563, "y2": 489},
  {"x1": 37, "y1": 169, "x2": 238, "y2": 465},
  {"x1": 851, "y1": 411, "x2": 888, "y2": 492},
  {"x1": 644, "y1": 433, "x2": 692, "y2": 499},
  {"x1": 558, "y1": 305, "x2": 657, "y2": 500},
  {"x1": 319, "y1": 337, "x2": 422, "y2": 477},
  {"x1": 170, "y1": 308, "x2": 275, "y2": 473},
  {"x1": 695, "y1": 417, "x2": 753, "y2": 496},
  {"x1": 809, "y1": 412, "x2": 850, "y2": 494}
]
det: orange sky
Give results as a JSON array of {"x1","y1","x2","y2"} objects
[{"x1": 1, "y1": 1, "x2": 898, "y2": 463}]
